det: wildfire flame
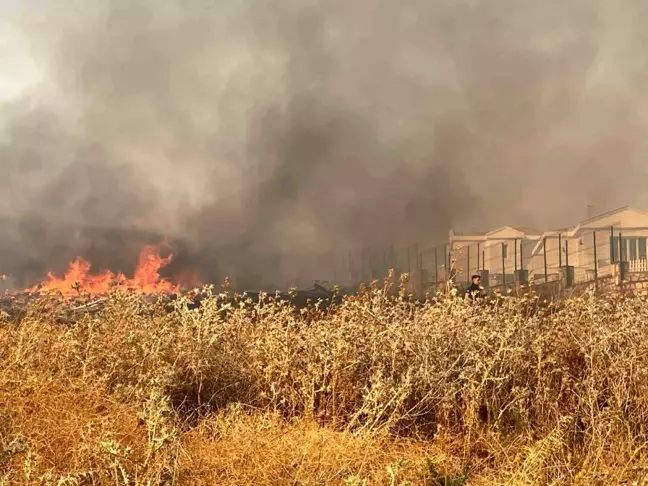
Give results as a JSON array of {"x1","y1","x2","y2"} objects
[{"x1": 27, "y1": 245, "x2": 200, "y2": 296}]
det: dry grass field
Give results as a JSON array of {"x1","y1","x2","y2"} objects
[{"x1": 2, "y1": 278, "x2": 648, "y2": 485}]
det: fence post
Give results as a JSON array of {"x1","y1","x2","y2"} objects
[
  {"x1": 514, "y1": 239, "x2": 518, "y2": 273},
  {"x1": 619, "y1": 231, "x2": 625, "y2": 282},
  {"x1": 383, "y1": 249, "x2": 387, "y2": 278},
  {"x1": 385, "y1": 247, "x2": 390, "y2": 275},
  {"x1": 610, "y1": 226, "x2": 615, "y2": 262},
  {"x1": 477, "y1": 242, "x2": 480, "y2": 271},
  {"x1": 392, "y1": 246, "x2": 396, "y2": 273},
  {"x1": 565, "y1": 239, "x2": 569, "y2": 268},
  {"x1": 543, "y1": 237, "x2": 548, "y2": 283},
  {"x1": 593, "y1": 231, "x2": 598, "y2": 291},
  {"x1": 444, "y1": 244, "x2": 448, "y2": 281},
  {"x1": 502, "y1": 242, "x2": 506, "y2": 287},
  {"x1": 444, "y1": 245, "x2": 448, "y2": 282},
  {"x1": 393, "y1": 246, "x2": 397, "y2": 273},
  {"x1": 558, "y1": 233, "x2": 562, "y2": 267},
  {"x1": 520, "y1": 239, "x2": 524, "y2": 271}
]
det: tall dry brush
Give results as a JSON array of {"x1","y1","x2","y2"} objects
[{"x1": 2, "y1": 281, "x2": 648, "y2": 484}]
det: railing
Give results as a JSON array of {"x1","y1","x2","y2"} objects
[{"x1": 629, "y1": 259, "x2": 648, "y2": 273}]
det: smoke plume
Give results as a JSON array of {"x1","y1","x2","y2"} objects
[{"x1": 1, "y1": 0, "x2": 648, "y2": 288}]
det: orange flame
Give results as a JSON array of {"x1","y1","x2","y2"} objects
[{"x1": 26, "y1": 245, "x2": 199, "y2": 297}]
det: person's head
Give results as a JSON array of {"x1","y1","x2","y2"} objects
[{"x1": 471, "y1": 274, "x2": 481, "y2": 285}]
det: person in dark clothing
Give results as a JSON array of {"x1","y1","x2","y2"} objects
[{"x1": 465, "y1": 274, "x2": 484, "y2": 301}]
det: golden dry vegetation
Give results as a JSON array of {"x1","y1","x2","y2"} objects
[{"x1": 2, "y1": 279, "x2": 648, "y2": 485}]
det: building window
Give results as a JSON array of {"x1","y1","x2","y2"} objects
[
  {"x1": 610, "y1": 236, "x2": 626, "y2": 262},
  {"x1": 630, "y1": 238, "x2": 638, "y2": 261},
  {"x1": 502, "y1": 243, "x2": 508, "y2": 258},
  {"x1": 629, "y1": 237, "x2": 647, "y2": 261},
  {"x1": 610, "y1": 236, "x2": 648, "y2": 262},
  {"x1": 640, "y1": 238, "x2": 647, "y2": 260}
]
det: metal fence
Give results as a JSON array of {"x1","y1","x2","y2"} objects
[{"x1": 339, "y1": 226, "x2": 648, "y2": 294}]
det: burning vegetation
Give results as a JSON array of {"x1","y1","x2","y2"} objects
[{"x1": 24, "y1": 244, "x2": 200, "y2": 297}]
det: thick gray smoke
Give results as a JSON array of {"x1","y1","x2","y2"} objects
[{"x1": 1, "y1": 0, "x2": 648, "y2": 288}]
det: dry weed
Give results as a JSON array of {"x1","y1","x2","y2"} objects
[{"x1": 2, "y1": 283, "x2": 648, "y2": 484}]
